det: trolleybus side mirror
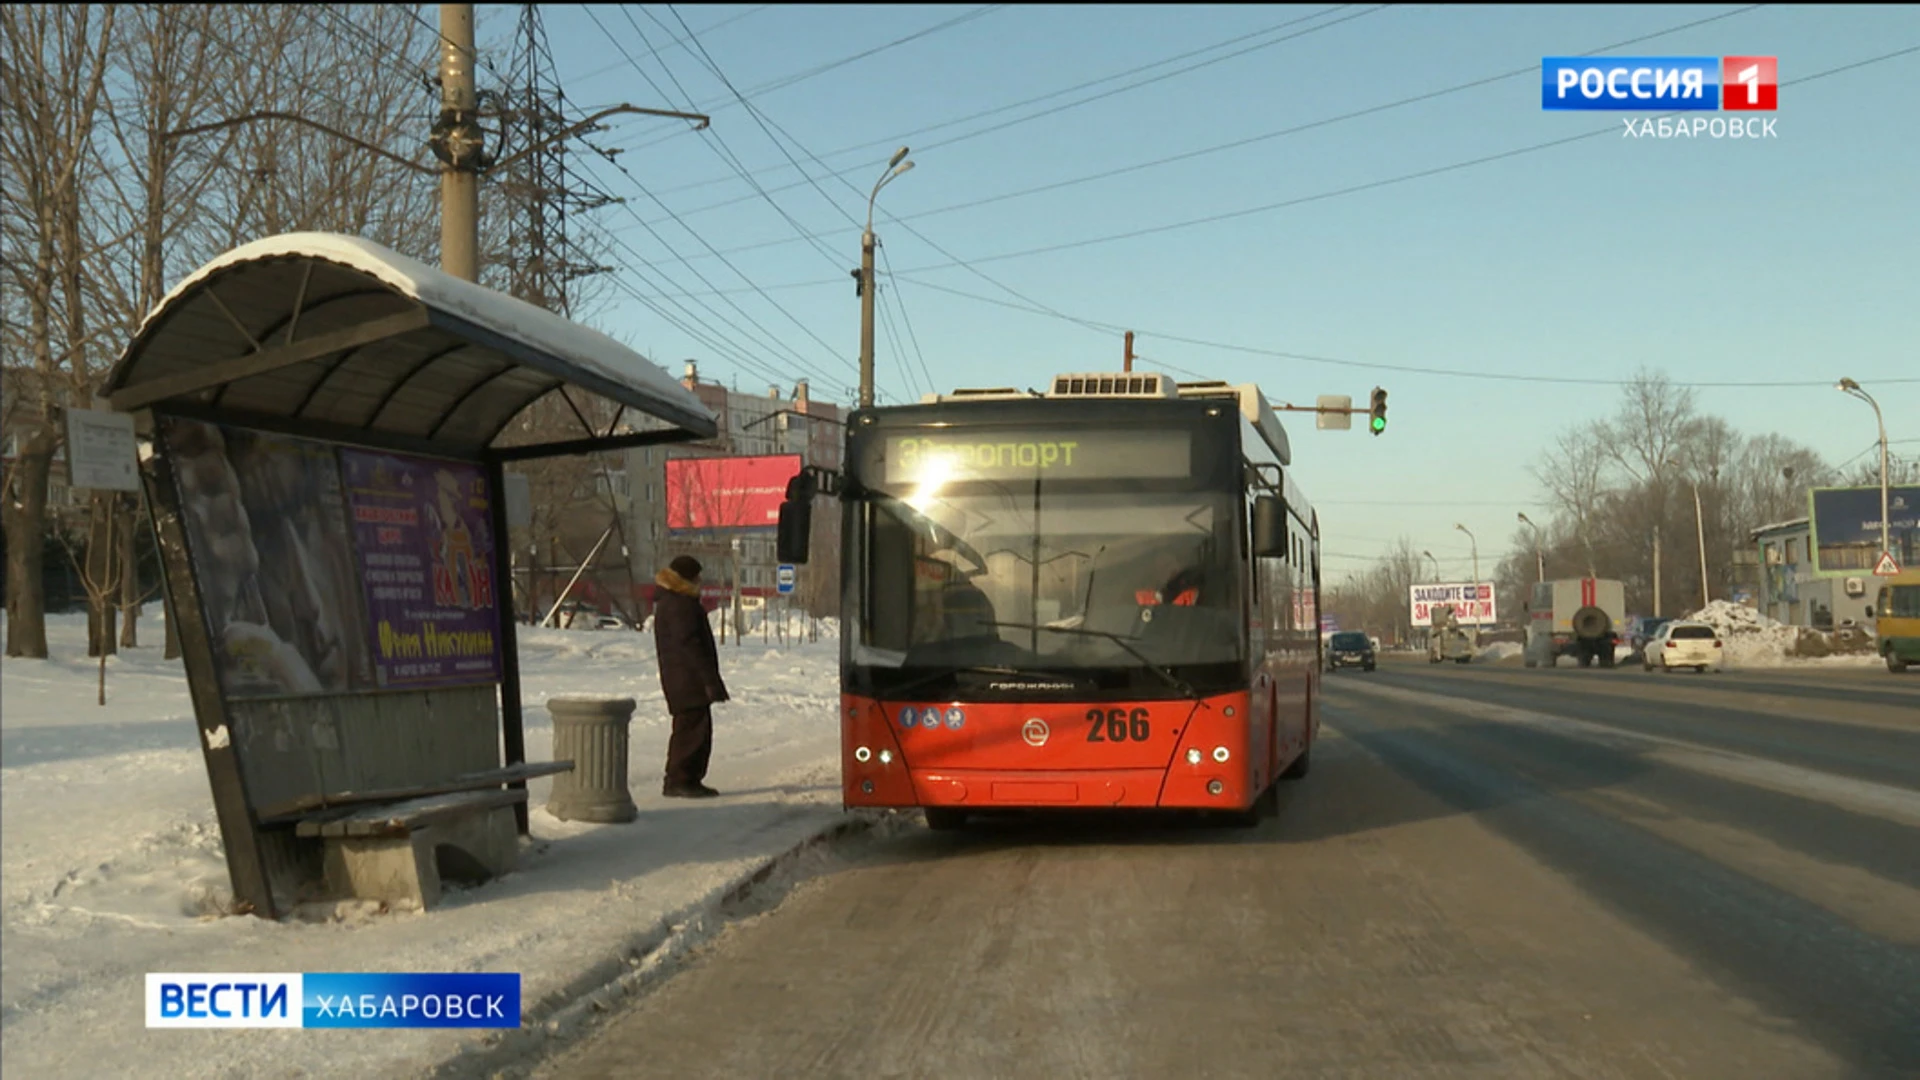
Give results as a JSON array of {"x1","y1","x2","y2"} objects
[
  {"x1": 777, "y1": 499, "x2": 811, "y2": 564},
  {"x1": 1252, "y1": 494, "x2": 1288, "y2": 560},
  {"x1": 776, "y1": 471, "x2": 816, "y2": 564}
]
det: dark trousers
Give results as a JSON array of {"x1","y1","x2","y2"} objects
[{"x1": 664, "y1": 705, "x2": 713, "y2": 788}]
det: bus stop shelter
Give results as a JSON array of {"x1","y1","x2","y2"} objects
[{"x1": 101, "y1": 233, "x2": 717, "y2": 917}]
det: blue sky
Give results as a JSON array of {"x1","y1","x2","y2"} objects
[{"x1": 506, "y1": 4, "x2": 1920, "y2": 582}]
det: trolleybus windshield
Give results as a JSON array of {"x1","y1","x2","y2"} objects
[{"x1": 846, "y1": 422, "x2": 1244, "y2": 695}]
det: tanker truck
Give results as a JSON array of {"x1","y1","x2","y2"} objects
[
  {"x1": 1428, "y1": 603, "x2": 1477, "y2": 664},
  {"x1": 1523, "y1": 578, "x2": 1626, "y2": 668}
]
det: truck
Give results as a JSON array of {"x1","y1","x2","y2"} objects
[
  {"x1": 1523, "y1": 578, "x2": 1626, "y2": 668},
  {"x1": 1427, "y1": 604, "x2": 1476, "y2": 664}
]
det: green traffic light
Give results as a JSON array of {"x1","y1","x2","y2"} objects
[{"x1": 1370, "y1": 416, "x2": 1386, "y2": 433}]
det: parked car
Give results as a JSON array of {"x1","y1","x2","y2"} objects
[
  {"x1": 1327, "y1": 631, "x2": 1377, "y2": 672},
  {"x1": 1644, "y1": 620, "x2": 1724, "y2": 673},
  {"x1": 592, "y1": 614, "x2": 632, "y2": 631}
]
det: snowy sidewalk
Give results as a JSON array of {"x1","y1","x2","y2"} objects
[{"x1": 1, "y1": 614, "x2": 849, "y2": 1079}]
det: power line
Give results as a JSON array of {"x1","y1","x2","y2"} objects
[
  {"x1": 614, "y1": 42, "x2": 1920, "y2": 390},
  {"x1": 634, "y1": 42, "x2": 1920, "y2": 301},
  {"x1": 878, "y1": 240, "x2": 938, "y2": 398},
  {"x1": 570, "y1": 215, "x2": 852, "y2": 399},
  {"x1": 569, "y1": 169, "x2": 859, "y2": 398},
  {"x1": 647, "y1": 4, "x2": 1124, "y2": 401},
  {"x1": 631, "y1": 4, "x2": 1372, "y2": 205},
  {"x1": 872, "y1": 269, "x2": 922, "y2": 401},
  {"x1": 635, "y1": 4, "x2": 1769, "y2": 259},
  {"x1": 605, "y1": 5, "x2": 1010, "y2": 156},
  {"x1": 887, "y1": 280, "x2": 1911, "y2": 390},
  {"x1": 579, "y1": 6, "x2": 875, "y2": 399},
  {"x1": 626, "y1": 5, "x2": 1386, "y2": 227},
  {"x1": 635, "y1": 7, "x2": 860, "y2": 263},
  {"x1": 565, "y1": 4, "x2": 774, "y2": 90}
]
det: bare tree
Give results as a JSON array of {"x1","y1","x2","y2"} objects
[
  {"x1": 0, "y1": 4, "x2": 117, "y2": 659},
  {"x1": 84, "y1": 6, "x2": 241, "y2": 652},
  {"x1": 189, "y1": 4, "x2": 441, "y2": 259}
]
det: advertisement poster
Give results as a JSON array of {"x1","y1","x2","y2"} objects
[
  {"x1": 1810, "y1": 485, "x2": 1919, "y2": 574},
  {"x1": 339, "y1": 449, "x2": 501, "y2": 689},
  {"x1": 161, "y1": 417, "x2": 374, "y2": 699},
  {"x1": 1409, "y1": 582, "x2": 1498, "y2": 627},
  {"x1": 666, "y1": 453, "x2": 802, "y2": 530}
]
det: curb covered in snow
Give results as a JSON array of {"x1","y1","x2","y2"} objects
[{"x1": 427, "y1": 808, "x2": 915, "y2": 1079}]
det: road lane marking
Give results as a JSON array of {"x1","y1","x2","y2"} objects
[
  {"x1": 1435, "y1": 667, "x2": 1920, "y2": 733},
  {"x1": 1571, "y1": 787, "x2": 1920, "y2": 947},
  {"x1": 1335, "y1": 680, "x2": 1920, "y2": 829}
]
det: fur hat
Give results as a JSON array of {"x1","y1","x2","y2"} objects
[{"x1": 668, "y1": 555, "x2": 702, "y2": 581}]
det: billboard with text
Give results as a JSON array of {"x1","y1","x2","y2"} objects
[
  {"x1": 1809, "y1": 485, "x2": 1919, "y2": 575},
  {"x1": 666, "y1": 454, "x2": 802, "y2": 531},
  {"x1": 1409, "y1": 582, "x2": 1498, "y2": 627}
]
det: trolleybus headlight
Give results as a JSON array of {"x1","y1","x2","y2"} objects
[
  {"x1": 854, "y1": 746, "x2": 872, "y2": 763},
  {"x1": 878, "y1": 749, "x2": 893, "y2": 765},
  {"x1": 1186, "y1": 748, "x2": 1203, "y2": 766},
  {"x1": 1207, "y1": 779, "x2": 1225, "y2": 796},
  {"x1": 1224, "y1": 706, "x2": 1236, "y2": 718},
  {"x1": 1212, "y1": 746, "x2": 1231, "y2": 763}
]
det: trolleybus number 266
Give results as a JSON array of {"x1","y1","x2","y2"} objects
[{"x1": 1086, "y1": 707, "x2": 1151, "y2": 743}]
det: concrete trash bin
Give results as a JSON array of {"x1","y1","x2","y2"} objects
[{"x1": 545, "y1": 695, "x2": 639, "y2": 823}]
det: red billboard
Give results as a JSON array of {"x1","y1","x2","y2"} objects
[{"x1": 665, "y1": 454, "x2": 802, "y2": 530}]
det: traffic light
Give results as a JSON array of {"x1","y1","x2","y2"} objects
[{"x1": 1369, "y1": 387, "x2": 1388, "y2": 435}]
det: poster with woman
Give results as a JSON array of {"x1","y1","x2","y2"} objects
[
  {"x1": 337, "y1": 448, "x2": 502, "y2": 689},
  {"x1": 159, "y1": 417, "x2": 373, "y2": 698}
]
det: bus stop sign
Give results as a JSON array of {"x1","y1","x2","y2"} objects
[{"x1": 777, "y1": 564, "x2": 796, "y2": 594}]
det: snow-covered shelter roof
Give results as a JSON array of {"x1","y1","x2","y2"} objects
[{"x1": 103, "y1": 233, "x2": 717, "y2": 454}]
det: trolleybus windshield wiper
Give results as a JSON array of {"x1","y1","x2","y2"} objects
[{"x1": 974, "y1": 621, "x2": 1199, "y2": 700}]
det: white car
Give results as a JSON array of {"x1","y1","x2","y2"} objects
[{"x1": 1644, "y1": 620, "x2": 1725, "y2": 673}]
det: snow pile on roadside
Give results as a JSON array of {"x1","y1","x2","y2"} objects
[
  {"x1": 1676, "y1": 600, "x2": 1877, "y2": 668},
  {"x1": 1474, "y1": 642, "x2": 1523, "y2": 663},
  {"x1": 0, "y1": 612, "x2": 848, "y2": 1080}
]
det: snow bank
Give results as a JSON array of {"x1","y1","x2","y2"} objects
[
  {"x1": 1676, "y1": 600, "x2": 1880, "y2": 669},
  {"x1": 1473, "y1": 642, "x2": 1524, "y2": 663},
  {"x1": 1, "y1": 613, "x2": 849, "y2": 1079}
]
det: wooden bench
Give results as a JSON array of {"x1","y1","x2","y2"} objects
[{"x1": 266, "y1": 761, "x2": 574, "y2": 911}]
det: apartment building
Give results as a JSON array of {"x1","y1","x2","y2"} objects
[{"x1": 624, "y1": 362, "x2": 845, "y2": 615}]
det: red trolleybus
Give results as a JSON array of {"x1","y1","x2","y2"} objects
[{"x1": 776, "y1": 371, "x2": 1320, "y2": 828}]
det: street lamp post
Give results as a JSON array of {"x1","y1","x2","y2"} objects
[
  {"x1": 1837, "y1": 377, "x2": 1892, "y2": 570},
  {"x1": 1422, "y1": 550, "x2": 1441, "y2": 583},
  {"x1": 858, "y1": 148, "x2": 915, "y2": 409},
  {"x1": 1517, "y1": 512, "x2": 1544, "y2": 582},
  {"x1": 1454, "y1": 523, "x2": 1480, "y2": 645}
]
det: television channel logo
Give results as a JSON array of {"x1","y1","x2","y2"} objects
[
  {"x1": 1541, "y1": 57, "x2": 1777, "y2": 111},
  {"x1": 146, "y1": 973, "x2": 522, "y2": 1029}
]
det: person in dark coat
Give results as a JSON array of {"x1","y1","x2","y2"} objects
[{"x1": 653, "y1": 555, "x2": 729, "y2": 798}]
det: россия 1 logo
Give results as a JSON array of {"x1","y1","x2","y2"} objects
[{"x1": 1541, "y1": 56, "x2": 1778, "y2": 139}]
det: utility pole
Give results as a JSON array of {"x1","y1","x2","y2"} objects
[
  {"x1": 433, "y1": 4, "x2": 483, "y2": 282},
  {"x1": 1123, "y1": 331, "x2": 1135, "y2": 373},
  {"x1": 1690, "y1": 476, "x2": 1710, "y2": 611},
  {"x1": 858, "y1": 229, "x2": 876, "y2": 408},
  {"x1": 1653, "y1": 523, "x2": 1662, "y2": 618}
]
